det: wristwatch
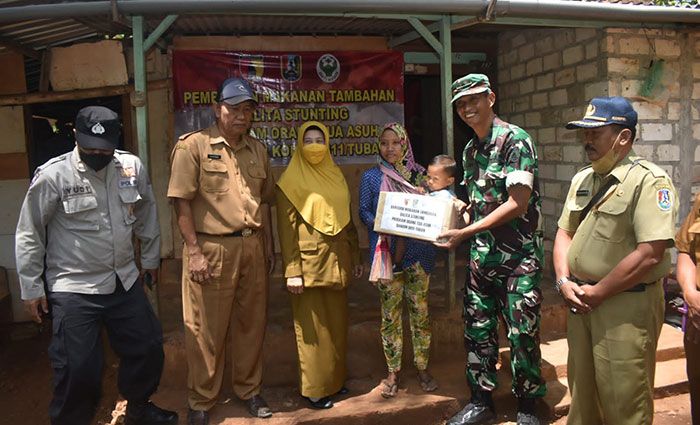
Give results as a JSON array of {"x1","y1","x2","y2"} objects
[{"x1": 554, "y1": 276, "x2": 570, "y2": 294}]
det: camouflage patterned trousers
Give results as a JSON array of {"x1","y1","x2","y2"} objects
[
  {"x1": 463, "y1": 264, "x2": 546, "y2": 398},
  {"x1": 378, "y1": 263, "x2": 431, "y2": 372}
]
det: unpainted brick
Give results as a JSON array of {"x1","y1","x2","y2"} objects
[
  {"x1": 634, "y1": 144, "x2": 654, "y2": 160},
  {"x1": 563, "y1": 45, "x2": 585, "y2": 66},
  {"x1": 511, "y1": 63, "x2": 526, "y2": 81},
  {"x1": 641, "y1": 123, "x2": 673, "y2": 141},
  {"x1": 555, "y1": 68, "x2": 576, "y2": 86},
  {"x1": 656, "y1": 144, "x2": 680, "y2": 162},
  {"x1": 544, "y1": 146, "x2": 562, "y2": 161},
  {"x1": 532, "y1": 92, "x2": 548, "y2": 109},
  {"x1": 539, "y1": 127, "x2": 556, "y2": 144},
  {"x1": 576, "y1": 62, "x2": 598, "y2": 82},
  {"x1": 668, "y1": 102, "x2": 681, "y2": 121},
  {"x1": 520, "y1": 78, "x2": 535, "y2": 94},
  {"x1": 525, "y1": 112, "x2": 541, "y2": 127},
  {"x1": 575, "y1": 28, "x2": 597, "y2": 42},
  {"x1": 584, "y1": 81, "x2": 609, "y2": 99},
  {"x1": 654, "y1": 39, "x2": 681, "y2": 57},
  {"x1": 526, "y1": 58, "x2": 543, "y2": 76},
  {"x1": 585, "y1": 41, "x2": 599, "y2": 60},
  {"x1": 535, "y1": 37, "x2": 554, "y2": 54},
  {"x1": 563, "y1": 146, "x2": 584, "y2": 163},
  {"x1": 621, "y1": 80, "x2": 643, "y2": 97},
  {"x1": 543, "y1": 53, "x2": 561, "y2": 72},
  {"x1": 537, "y1": 73, "x2": 554, "y2": 90},
  {"x1": 556, "y1": 164, "x2": 577, "y2": 181},
  {"x1": 519, "y1": 43, "x2": 536, "y2": 62},
  {"x1": 608, "y1": 57, "x2": 641, "y2": 76},
  {"x1": 632, "y1": 101, "x2": 664, "y2": 120},
  {"x1": 619, "y1": 37, "x2": 650, "y2": 55},
  {"x1": 550, "y1": 89, "x2": 568, "y2": 106}
]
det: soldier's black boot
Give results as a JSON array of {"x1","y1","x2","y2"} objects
[
  {"x1": 446, "y1": 390, "x2": 496, "y2": 425},
  {"x1": 516, "y1": 397, "x2": 540, "y2": 425}
]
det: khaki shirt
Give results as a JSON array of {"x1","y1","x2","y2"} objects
[
  {"x1": 276, "y1": 189, "x2": 361, "y2": 289},
  {"x1": 16, "y1": 148, "x2": 160, "y2": 299},
  {"x1": 675, "y1": 193, "x2": 700, "y2": 289},
  {"x1": 167, "y1": 125, "x2": 275, "y2": 235},
  {"x1": 558, "y1": 153, "x2": 677, "y2": 283}
]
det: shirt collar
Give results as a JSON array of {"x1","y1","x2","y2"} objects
[
  {"x1": 608, "y1": 150, "x2": 638, "y2": 183},
  {"x1": 209, "y1": 124, "x2": 252, "y2": 152}
]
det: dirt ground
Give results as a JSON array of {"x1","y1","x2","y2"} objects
[{"x1": 0, "y1": 255, "x2": 693, "y2": 425}]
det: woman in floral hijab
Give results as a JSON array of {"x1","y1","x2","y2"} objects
[{"x1": 358, "y1": 122, "x2": 438, "y2": 398}]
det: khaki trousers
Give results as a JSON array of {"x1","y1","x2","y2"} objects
[
  {"x1": 566, "y1": 281, "x2": 664, "y2": 425},
  {"x1": 182, "y1": 232, "x2": 268, "y2": 411}
]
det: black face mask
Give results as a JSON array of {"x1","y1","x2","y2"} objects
[{"x1": 79, "y1": 151, "x2": 113, "y2": 171}]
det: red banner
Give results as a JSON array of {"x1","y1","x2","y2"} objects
[{"x1": 172, "y1": 50, "x2": 404, "y2": 165}]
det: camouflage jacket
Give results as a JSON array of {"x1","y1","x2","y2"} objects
[{"x1": 461, "y1": 116, "x2": 543, "y2": 275}]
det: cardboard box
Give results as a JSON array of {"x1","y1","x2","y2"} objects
[{"x1": 373, "y1": 191, "x2": 457, "y2": 242}]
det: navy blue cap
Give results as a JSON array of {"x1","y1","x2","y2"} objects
[
  {"x1": 566, "y1": 96, "x2": 638, "y2": 130},
  {"x1": 74, "y1": 106, "x2": 120, "y2": 150},
  {"x1": 218, "y1": 77, "x2": 257, "y2": 106}
]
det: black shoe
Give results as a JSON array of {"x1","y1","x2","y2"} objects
[
  {"x1": 124, "y1": 401, "x2": 178, "y2": 425},
  {"x1": 302, "y1": 395, "x2": 334, "y2": 409},
  {"x1": 446, "y1": 401, "x2": 496, "y2": 425},
  {"x1": 246, "y1": 394, "x2": 273, "y2": 418},
  {"x1": 335, "y1": 386, "x2": 349, "y2": 396},
  {"x1": 516, "y1": 412, "x2": 540, "y2": 425},
  {"x1": 186, "y1": 408, "x2": 209, "y2": 425}
]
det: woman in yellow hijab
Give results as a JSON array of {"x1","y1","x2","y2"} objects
[{"x1": 276, "y1": 121, "x2": 363, "y2": 409}]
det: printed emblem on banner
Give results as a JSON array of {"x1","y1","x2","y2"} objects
[
  {"x1": 281, "y1": 54, "x2": 302, "y2": 82},
  {"x1": 317, "y1": 53, "x2": 340, "y2": 83},
  {"x1": 239, "y1": 54, "x2": 265, "y2": 80},
  {"x1": 656, "y1": 188, "x2": 673, "y2": 211},
  {"x1": 91, "y1": 123, "x2": 105, "y2": 135}
]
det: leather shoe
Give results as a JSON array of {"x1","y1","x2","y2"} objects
[
  {"x1": 302, "y1": 396, "x2": 333, "y2": 409},
  {"x1": 124, "y1": 401, "x2": 178, "y2": 425},
  {"x1": 187, "y1": 408, "x2": 209, "y2": 425},
  {"x1": 246, "y1": 394, "x2": 273, "y2": 418},
  {"x1": 516, "y1": 412, "x2": 540, "y2": 425},
  {"x1": 446, "y1": 401, "x2": 496, "y2": 425}
]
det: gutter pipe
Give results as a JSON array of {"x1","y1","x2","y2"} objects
[{"x1": 0, "y1": 0, "x2": 698, "y2": 24}]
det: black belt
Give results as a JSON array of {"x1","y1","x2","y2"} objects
[
  {"x1": 197, "y1": 228, "x2": 255, "y2": 238},
  {"x1": 570, "y1": 276, "x2": 652, "y2": 293}
]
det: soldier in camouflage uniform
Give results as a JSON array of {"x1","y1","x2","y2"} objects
[{"x1": 436, "y1": 74, "x2": 545, "y2": 425}]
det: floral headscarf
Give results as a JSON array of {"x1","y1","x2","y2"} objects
[{"x1": 378, "y1": 122, "x2": 427, "y2": 192}]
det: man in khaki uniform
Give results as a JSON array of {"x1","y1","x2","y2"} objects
[
  {"x1": 675, "y1": 191, "x2": 700, "y2": 424},
  {"x1": 552, "y1": 97, "x2": 677, "y2": 425},
  {"x1": 168, "y1": 77, "x2": 276, "y2": 425}
]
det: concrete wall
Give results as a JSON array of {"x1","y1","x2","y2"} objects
[{"x1": 496, "y1": 27, "x2": 700, "y2": 276}]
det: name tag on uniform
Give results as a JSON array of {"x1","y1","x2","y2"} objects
[
  {"x1": 119, "y1": 178, "x2": 137, "y2": 188},
  {"x1": 576, "y1": 189, "x2": 590, "y2": 196},
  {"x1": 207, "y1": 154, "x2": 221, "y2": 160}
]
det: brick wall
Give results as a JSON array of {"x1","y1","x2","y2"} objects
[{"x1": 496, "y1": 27, "x2": 700, "y2": 276}]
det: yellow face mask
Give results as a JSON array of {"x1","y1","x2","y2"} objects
[
  {"x1": 591, "y1": 133, "x2": 621, "y2": 175},
  {"x1": 302, "y1": 142, "x2": 326, "y2": 165}
]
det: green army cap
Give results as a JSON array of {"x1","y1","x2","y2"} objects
[{"x1": 451, "y1": 73, "x2": 491, "y2": 103}]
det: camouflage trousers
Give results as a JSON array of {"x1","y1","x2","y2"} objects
[
  {"x1": 377, "y1": 263, "x2": 431, "y2": 372},
  {"x1": 463, "y1": 265, "x2": 546, "y2": 398}
]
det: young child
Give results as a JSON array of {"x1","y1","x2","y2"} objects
[{"x1": 427, "y1": 154, "x2": 470, "y2": 225}]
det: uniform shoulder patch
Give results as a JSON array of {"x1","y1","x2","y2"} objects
[{"x1": 656, "y1": 187, "x2": 673, "y2": 211}]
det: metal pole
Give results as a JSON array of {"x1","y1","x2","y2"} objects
[
  {"x1": 131, "y1": 15, "x2": 159, "y2": 316},
  {"x1": 144, "y1": 14, "x2": 178, "y2": 51},
  {"x1": 439, "y1": 15, "x2": 456, "y2": 311}
]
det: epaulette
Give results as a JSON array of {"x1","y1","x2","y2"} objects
[
  {"x1": 635, "y1": 159, "x2": 669, "y2": 179},
  {"x1": 115, "y1": 148, "x2": 134, "y2": 155},
  {"x1": 178, "y1": 129, "x2": 203, "y2": 141},
  {"x1": 36, "y1": 152, "x2": 69, "y2": 172}
]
